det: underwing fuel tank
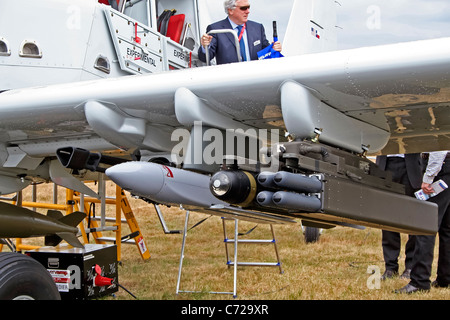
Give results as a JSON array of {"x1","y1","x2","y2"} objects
[{"x1": 0, "y1": 202, "x2": 86, "y2": 248}]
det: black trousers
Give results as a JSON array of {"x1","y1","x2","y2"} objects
[
  {"x1": 382, "y1": 157, "x2": 416, "y2": 272},
  {"x1": 382, "y1": 231, "x2": 416, "y2": 271},
  {"x1": 410, "y1": 160, "x2": 450, "y2": 290}
]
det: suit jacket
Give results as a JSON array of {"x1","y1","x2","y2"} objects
[
  {"x1": 198, "y1": 18, "x2": 270, "y2": 65},
  {"x1": 376, "y1": 154, "x2": 423, "y2": 190}
]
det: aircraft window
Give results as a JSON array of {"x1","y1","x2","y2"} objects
[
  {"x1": 19, "y1": 40, "x2": 42, "y2": 58},
  {"x1": 0, "y1": 38, "x2": 10, "y2": 56},
  {"x1": 94, "y1": 55, "x2": 111, "y2": 74}
]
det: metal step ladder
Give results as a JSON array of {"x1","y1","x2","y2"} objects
[
  {"x1": 222, "y1": 217, "x2": 283, "y2": 273},
  {"x1": 176, "y1": 212, "x2": 283, "y2": 298},
  {"x1": 72, "y1": 180, "x2": 150, "y2": 261}
]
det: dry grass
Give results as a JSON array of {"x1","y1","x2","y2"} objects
[{"x1": 7, "y1": 182, "x2": 450, "y2": 301}]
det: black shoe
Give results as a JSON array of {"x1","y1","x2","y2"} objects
[
  {"x1": 394, "y1": 283, "x2": 428, "y2": 294},
  {"x1": 381, "y1": 269, "x2": 398, "y2": 280},
  {"x1": 432, "y1": 280, "x2": 449, "y2": 288},
  {"x1": 399, "y1": 269, "x2": 411, "y2": 280}
]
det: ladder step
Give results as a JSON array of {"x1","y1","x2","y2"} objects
[
  {"x1": 224, "y1": 239, "x2": 275, "y2": 244},
  {"x1": 227, "y1": 261, "x2": 281, "y2": 267},
  {"x1": 85, "y1": 226, "x2": 118, "y2": 233},
  {"x1": 95, "y1": 237, "x2": 136, "y2": 244},
  {"x1": 90, "y1": 217, "x2": 127, "y2": 223}
]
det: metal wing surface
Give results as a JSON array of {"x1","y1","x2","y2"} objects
[{"x1": 0, "y1": 37, "x2": 449, "y2": 161}]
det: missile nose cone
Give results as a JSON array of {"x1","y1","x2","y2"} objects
[
  {"x1": 209, "y1": 170, "x2": 257, "y2": 207},
  {"x1": 105, "y1": 162, "x2": 164, "y2": 196},
  {"x1": 210, "y1": 173, "x2": 231, "y2": 197}
]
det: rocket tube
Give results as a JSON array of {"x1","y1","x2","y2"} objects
[
  {"x1": 256, "y1": 191, "x2": 276, "y2": 207},
  {"x1": 273, "y1": 171, "x2": 322, "y2": 193},
  {"x1": 272, "y1": 191, "x2": 322, "y2": 212},
  {"x1": 256, "y1": 172, "x2": 278, "y2": 189}
]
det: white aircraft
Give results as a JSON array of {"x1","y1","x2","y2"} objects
[{"x1": 0, "y1": 0, "x2": 448, "y2": 299}]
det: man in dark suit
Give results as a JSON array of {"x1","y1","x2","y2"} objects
[
  {"x1": 198, "y1": 0, "x2": 282, "y2": 65},
  {"x1": 396, "y1": 151, "x2": 450, "y2": 293},
  {"x1": 376, "y1": 154, "x2": 423, "y2": 280}
]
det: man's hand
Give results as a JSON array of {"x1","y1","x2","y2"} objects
[
  {"x1": 201, "y1": 34, "x2": 213, "y2": 48},
  {"x1": 421, "y1": 182, "x2": 435, "y2": 194},
  {"x1": 273, "y1": 41, "x2": 282, "y2": 52}
]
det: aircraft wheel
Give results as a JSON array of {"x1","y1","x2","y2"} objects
[
  {"x1": 0, "y1": 252, "x2": 60, "y2": 300},
  {"x1": 304, "y1": 227, "x2": 321, "y2": 243}
]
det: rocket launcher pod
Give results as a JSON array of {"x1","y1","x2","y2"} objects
[{"x1": 211, "y1": 170, "x2": 322, "y2": 209}]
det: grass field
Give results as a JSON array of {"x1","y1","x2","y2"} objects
[{"x1": 7, "y1": 182, "x2": 450, "y2": 301}]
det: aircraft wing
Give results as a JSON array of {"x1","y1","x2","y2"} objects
[
  {"x1": 0, "y1": 37, "x2": 449, "y2": 161},
  {"x1": 0, "y1": 37, "x2": 447, "y2": 233}
]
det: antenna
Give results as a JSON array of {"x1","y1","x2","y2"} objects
[{"x1": 273, "y1": 21, "x2": 278, "y2": 41}]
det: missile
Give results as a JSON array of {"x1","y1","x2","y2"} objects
[
  {"x1": 272, "y1": 171, "x2": 322, "y2": 194},
  {"x1": 271, "y1": 191, "x2": 322, "y2": 212},
  {"x1": 105, "y1": 161, "x2": 228, "y2": 208},
  {"x1": 0, "y1": 201, "x2": 86, "y2": 248}
]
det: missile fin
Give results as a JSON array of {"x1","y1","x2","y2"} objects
[
  {"x1": 47, "y1": 210, "x2": 64, "y2": 220},
  {"x1": 58, "y1": 211, "x2": 86, "y2": 227},
  {"x1": 55, "y1": 232, "x2": 84, "y2": 249},
  {"x1": 44, "y1": 234, "x2": 62, "y2": 247},
  {"x1": 45, "y1": 212, "x2": 86, "y2": 248}
]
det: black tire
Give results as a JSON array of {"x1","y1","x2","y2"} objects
[
  {"x1": 304, "y1": 227, "x2": 321, "y2": 243},
  {"x1": 0, "y1": 252, "x2": 60, "y2": 300}
]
